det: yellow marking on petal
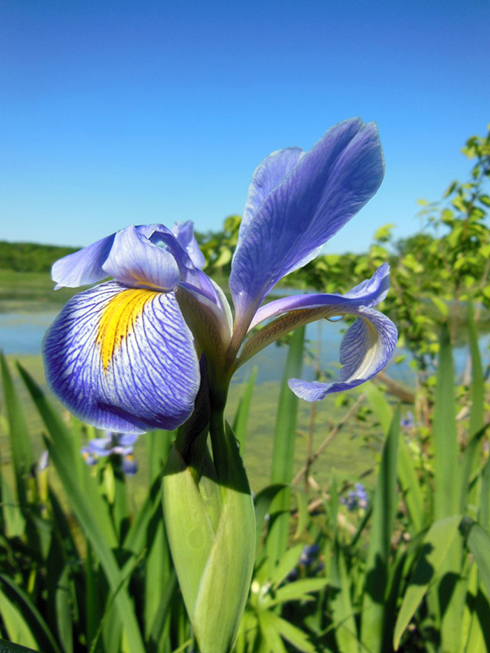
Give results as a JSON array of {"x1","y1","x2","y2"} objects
[{"x1": 97, "y1": 288, "x2": 158, "y2": 372}]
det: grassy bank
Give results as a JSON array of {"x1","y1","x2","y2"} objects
[{"x1": 1, "y1": 353, "x2": 378, "y2": 498}]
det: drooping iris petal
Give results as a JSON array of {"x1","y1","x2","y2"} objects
[
  {"x1": 249, "y1": 263, "x2": 390, "y2": 330},
  {"x1": 43, "y1": 280, "x2": 200, "y2": 433},
  {"x1": 230, "y1": 119, "x2": 384, "y2": 324},
  {"x1": 102, "y1": 226, "x2": 181, "y2": 291},
  {"x1": 288, "y1": 307, "x2": 397, "y2": 401},
  {"x1": 238, "y1": 147, "x2": 303, "y2": 249},
  {"x1": 172, "y1": 221, "x2": 206, "y2": 270},
  {"x1": 52, "y1": 233, "x2": 116, "y2": 289}
]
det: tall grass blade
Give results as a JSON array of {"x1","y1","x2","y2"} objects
[
  {"x1": 467, "y1": 524, "x2": 490, "y2": 601},
  {"x1": 267, "y1": 327, "x2": 305, "y2": 567},
  {"x1": 0, "y1": 575, "x2": 61, "y2": 653},
  {"x1": 253, "y1": 483, "x2": 287, "y2": 552},
  {"x1": 361, "y1": 407, "x2": 400, "y2": 652},
  {"x1": 393, "y1": 514, "x2": 461, "y2": 650},
  {"x1": 433, "y1": 324, "x2": 459, "y2": 519},
  {"x1": 17, "y1": 366, "x2": 146, "y2": 653},
  {"x1": 0, "y1": 475, "x2": 25, "y2": 538},
  {"x1": 433, "y1": 325, "x2": 465, "y2": 650},
  {"x1": 461, "y1": 302, "x2": 485, "y2": 511},
  {"x1": 0, "y1": 641, "x2": 40, "y2": 653},
  {"x1": 232, "y1": 367, "x2": 257, "y2": 450},
  {"x1": 364, "y1": 382, "x2": 424, "y2": 534},
  {"x1": 330, "y1": 547, "x2": 359, "y2": 652},
  {"x1": 481, "y1": 459, "x2": 490, "y2": 531},
  {"x1": 0, "y1": 354, "x2": 34, "y2": 511}
]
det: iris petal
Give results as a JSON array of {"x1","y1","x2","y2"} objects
[
  {"x1": 250, "y1": 263, "x2": 390, "y2": 330},
  {"x1": 238, "y1": 147, "x2": 303, "y2": 249},
  {"x1": 52, "y1": 233, "x2": 116, "y2": 289},
  {"x1": 288, "y1": 308, "x2": 397, "y2": 401},
  {"x1": 51, "y1": 224, "x2": 168, "y2": 290},
  {"x1": 43, "y1": 281, "x2": 200, "y2": 433},
  {"x1": 102, "y1": 226, "x2": 181, "y2": 291},
  {"x1": 172, "y1": 221, "x2": 206, "y2": 270},
  {"x1": 230, "y1": 119, "x2": 384, "y2": 323}
]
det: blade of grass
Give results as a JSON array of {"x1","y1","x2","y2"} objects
[
  {"x1": 0, "y1": 575, "x2": 62, "y2": 653},
  {"x1": 232, "y1": 367, "x2": 257, "y2": 451},
  {"x1": 0, "y1": 354, "x2": 34, "y2": 513},
  {"x1": 393, "y1": 515, "x2": 461, "y2": 650},
  {"x1": 18, "y1": 366, "x2": 146, "y2": 653},
  {"x1": 467, "y1": 524, "x2": 490, "y2": 601},
  {"x1": 433, "y1": 324, "x2": 459, "y2": 519},
  {"x1": 481, "y1": 459, "x2": 490, "y2": 531},
  {"x1": 361, "y1": 407, "x2": 400, "y2": 652},
  {"x1": 432, "y1": 326, "x2": 465, "y2": 650},
  {"x1": 267, "y1": 327, "x2": 305, "y2": 568},
  {"x1": 460, "y1": 302, "x2": 485, "y2": 512},
  {"x1": 364, "y1": 381, "x2": 424, "y2": 534}
]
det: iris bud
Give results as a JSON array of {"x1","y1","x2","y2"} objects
[{"x1": 162, "y1": 422, "x2": 255, "y2": 653}]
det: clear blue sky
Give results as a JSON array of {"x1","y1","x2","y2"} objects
[{"x1": 1, "y1": 0, "x2": 488, "y2": 253}]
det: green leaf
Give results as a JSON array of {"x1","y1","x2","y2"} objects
[
  {"x1": 433, "y1": 325, "x2": 459, "y2": 520},
  {"x1": 0, "y1": 572, "x2": 64, "y2": 653},
  {"x1": 267, "y1": 327, "x2": 305, "y2": 567},
  {"x1": 431, "y1": 296, "x2": 448, "y2": 317},
  {"x1": 364, "y1": 382, "x2": 424, "y2": 534},
  {"x1": 253, "y1": 484, "x2": 287, "y2": 552},
  {"x1": 273, "y1": 613, "x2": 317, "y2": 653},
  {"x1": 330, "y1": 547, "x2": 359, "y2": 652},
  {"x1": 258, "y1": 611, "x2": 288, "y2": 653},
  {"x1": 0, "y1": 475, "x2": 25, "y2": 538},
  {"x1": 481, "y1": 459, "x2": 490, "y2": 531},
  {"x1": 0, "y1": 641, "x2": 40, "y2": 653},
  {"x1": 269, "y1": 544, "x2": 304, "y2": 588},
  {"x1": 393, "y1": 515, "x2": 461, "y2": 650},
  {"x1": 266, "y1": 578, "x2": 328, "y2": 607},
  {"x1": 0, "y1": 354, "x2": 34, "y2": 511},
  {"x1": 362, "y1": 408, "x2": 400, "y2": 651},
  {"x1": 17, "y1": 366, "x2": 146, "y2": 653},
  {"x1": 0, "y1": 591, "x2": 38, "y2": 651},
  {"x1": 461, "y1": 302, "x2": 485, "y2": 511},
  {"x1": 467, "y1": 524, "x2": 490, "y2": 601}
]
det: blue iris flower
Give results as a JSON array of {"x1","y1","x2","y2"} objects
[
  {"x1": 43, "y1": 118, "x2": 398, "y2": 434},
  {"x1": 81, "y1": 432, "x2": 139, "y2": 475}
]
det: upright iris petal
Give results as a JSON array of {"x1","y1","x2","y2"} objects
[
  {"x1": 230, "y1": 118, "x2": 384, "y2": 325},
  {"x1": 102, "y1": 226, "x2": 182, "y2": 291}
]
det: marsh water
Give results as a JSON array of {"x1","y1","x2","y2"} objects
[
  {"x1": 1, "y1": 309, "x2": 488, "y2": 386},
  {"x1": 1, "y1": 306, "x2": 489, "y2": 490}
]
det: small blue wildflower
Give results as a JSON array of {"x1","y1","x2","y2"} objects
[
  {"x1": 81, "y1": 432, "x2": 139, "y2": 474},
  {"x1": 342, "y1": 483, "x2": 369, "y2": 511},
  {"x1": 121, "y1": 453, "x2": 138, "y2": 476},
  {"x1": 288, "y1": 543, "x2": 323, "y2": 581},
  {"x1": 400, "y1": 411, "x2": 415, "y2": 430}
]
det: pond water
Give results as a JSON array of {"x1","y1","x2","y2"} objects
[{"x1": 1, "y1": 310, "x2": 488, "y2": 388}]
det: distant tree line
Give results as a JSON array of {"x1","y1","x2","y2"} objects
[{"x1": 0, "y1": 240, "x2": 80, "y2": 273}]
